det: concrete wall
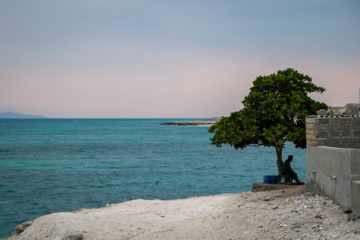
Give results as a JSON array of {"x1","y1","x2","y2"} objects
[
  {"x1": 352, "y1": 181, "x2": 360, "y2": 215},
  {"x1": 306, "y1": 111, "x2": 360, "y2": 216},
  {"x1": 306, "y1": 116, "x2": 360, "y2": 149},
  {"x1": 307, "y1": 145, "x2": 360, "y2": 210}
]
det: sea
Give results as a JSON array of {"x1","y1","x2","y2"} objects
[{"x1": 0, "y1": 118, "x2": 307, "y2": 238}]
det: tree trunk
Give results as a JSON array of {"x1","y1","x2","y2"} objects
[{"x1": 275, "y1": 145, "x2": 283, "y2": 175}]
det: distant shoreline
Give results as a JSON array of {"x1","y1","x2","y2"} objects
[
  {"x1": 0, "y1": 112, "x2": 47, "y2": 119},
  {"x1": 161, "y1": 120, "x2": 217, "y2": 126}
]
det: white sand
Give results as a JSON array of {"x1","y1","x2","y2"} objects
[{"x1": 5, "y1": 186, "x2": 360, "y2": 240}]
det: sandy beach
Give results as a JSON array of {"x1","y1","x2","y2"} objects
[{"x1": 5, "y1": 185, "x2": 360, "y2": 240}]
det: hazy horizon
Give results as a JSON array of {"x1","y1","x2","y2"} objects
[
  {"x1": 1, "y1": 1, "x2": 359, "y2": 118},
  {"x1": 0, "y1": 111, "x2": 216, "y2": 119}
]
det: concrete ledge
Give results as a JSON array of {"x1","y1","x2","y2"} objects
[{"x1": 252, "y1": 182, "x2": 304, "y2": 192}]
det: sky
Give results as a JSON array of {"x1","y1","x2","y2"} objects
[{"x1": 0, "y1": 1, "x2": 359, "y2": 118}]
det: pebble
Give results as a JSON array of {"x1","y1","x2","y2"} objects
[{"x1": 263, "y1": 197, "x2": 271, "y2": 202}]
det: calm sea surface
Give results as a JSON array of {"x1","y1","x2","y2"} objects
[{"x1": 0, "y1": 118, "x2": 306, "y2": 237}]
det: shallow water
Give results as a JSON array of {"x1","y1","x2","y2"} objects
[{"x1": 0, "y1": 118, "x2": 306, "y2": 237}]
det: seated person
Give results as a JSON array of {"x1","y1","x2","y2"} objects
[{"x1": 282, "y1": 155, "x2": 304, "y2": 185}]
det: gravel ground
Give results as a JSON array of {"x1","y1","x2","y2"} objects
[{"x1": 4, "y1": 185, "x2": 360, "y2": 240}]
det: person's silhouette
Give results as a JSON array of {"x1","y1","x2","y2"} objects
[{"x1": 282, "y1": 155, "x2": 304, "y2": 185}]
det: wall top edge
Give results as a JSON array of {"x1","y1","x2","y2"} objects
[
  {"x1": 306, "y1": 115, "x2": 359, "y2": 118},
  {"x1": 310, "y1": 145, "x2": 360, "y2": 151}
]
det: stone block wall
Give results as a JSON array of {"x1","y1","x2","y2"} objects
[
  {"x1": 306, "y1": 116, "x2": 360, "y2": 149},
  {"x1": 306, "y1": 108, "x2": 360, "y2": 217}
]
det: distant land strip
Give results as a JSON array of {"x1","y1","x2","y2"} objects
[
  {"x1": 161, "y1": 120, "x2": 217, "y2": 126},
  {"x1": 0, "y1": 112, "x2": 47, "y2": 119}
]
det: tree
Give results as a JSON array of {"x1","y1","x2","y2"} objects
[{"x1": 208, "y1": 68, "x2": 327, "y2": 174}]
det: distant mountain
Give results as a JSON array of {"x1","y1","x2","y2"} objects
[{"x1": 0, "y1": 112, "x2": 47, "y2": 119}]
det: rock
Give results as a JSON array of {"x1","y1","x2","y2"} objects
[
  {"x1": 345, "y1": 104, "x2": 360, "y2": 116},
  {"x1": 317, "y1": 109, "x2": 327, "y2": 116},
  {"x1": 292, "y1": 224, "x2": 301, "y2": 229},
  {"x1": 326, "y1": 109, "x2": 334, "y2": 116},
  {"x1": 12, "y1": 221, "x2": 33, "y2": 236},
  {"x1": 61, "y1": 228, "x2": 83, "y2": 240},
  {"x1": 347, "y1": 213, "x2": 358, "y2": 221},
  {"x1": 263, "y1": 197, "x2": 271, "y2": 202}
]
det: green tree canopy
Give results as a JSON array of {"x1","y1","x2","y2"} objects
[{"x1": 208, "y1": 68, "x2": 327, "y2": 174}]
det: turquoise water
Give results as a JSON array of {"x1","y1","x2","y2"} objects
[{"x1": 0, "y1": 119, "x2": 306, "y2": 238}]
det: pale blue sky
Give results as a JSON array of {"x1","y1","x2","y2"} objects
[{"x1": 1, "y1": 1, "x2": 359, "y2": 118}]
